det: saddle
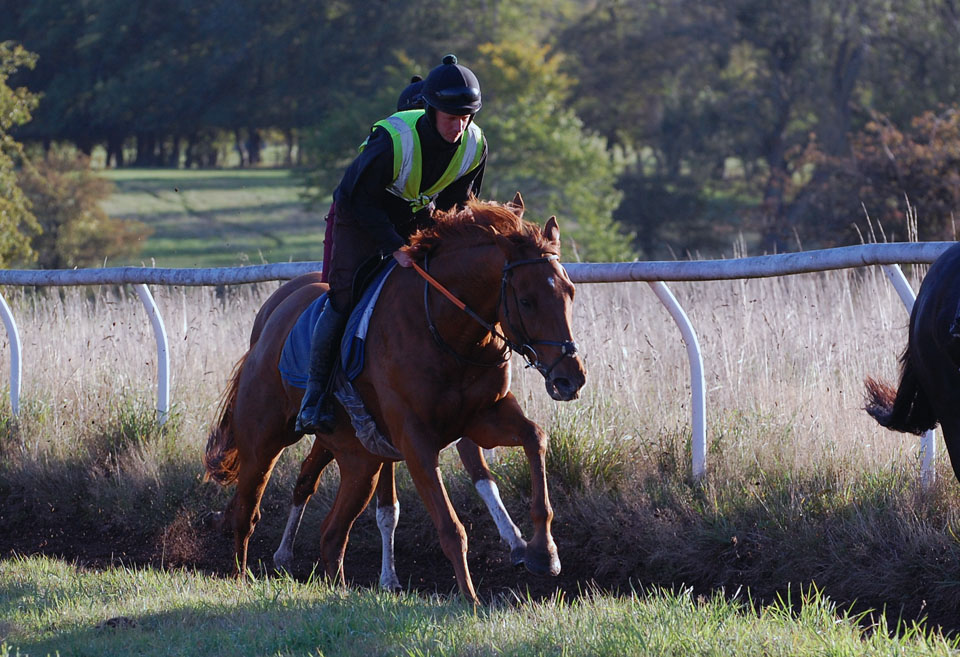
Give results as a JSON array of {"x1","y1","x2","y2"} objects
[{"x1": 279, "y1": 260, "x2": 402, "y2": 460}]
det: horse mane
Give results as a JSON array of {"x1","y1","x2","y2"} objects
[{"x1": 405, "y1": 197, "x2": 557, "y2": 257}]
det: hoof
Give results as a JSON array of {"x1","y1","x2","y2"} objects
[
  {"x1": 524, "y1": 548, "x2": 561, "y2": 577},
  {"x1": 273, "y1": 550, "x2": 293, "y2": 573},
  {"x1": 379, "y1": 576, "x2": 402, "y2": 592},
  {"x1": 510, "y1": 542, "x2": 526, "y2": 568},
  {"x1": 201, "y1": 510, "x2": 226, "y2": 533}
]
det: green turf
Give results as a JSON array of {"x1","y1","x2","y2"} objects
[
  {"x1": 2, "y1": 556, "x2": 955, "y2": 657},
  {"x1": 99, "y1": 168, "x2": 328, "y2": 268}
]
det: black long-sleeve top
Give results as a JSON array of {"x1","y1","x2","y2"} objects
[{"x1": 333, "y1": 113, "x2": 486, "y2": 256}]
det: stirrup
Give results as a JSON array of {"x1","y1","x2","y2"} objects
[{"x1": 296, "y1": 395, "x2": 337, "y2": 435}]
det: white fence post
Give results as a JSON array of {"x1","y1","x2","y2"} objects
[
  {"x1": 648, "y1": 281, "x2": 707, "y2": 481},
  {"x1": 880, "y1": 263, "x2": 936, "y2": 487},
  {"x1": 0, "y1": 291, "x2": 21, "y2": 416},
  {"x1": 133, "y1": 284, "x2": 170, "y2": 425}
]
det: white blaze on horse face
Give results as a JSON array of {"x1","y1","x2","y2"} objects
[
  {"x1": 377, "y1": 501, "x2": 402, "y2": 590},
  {"x1": 546, "y1": 275, "x2": 556, "y2": 289}
]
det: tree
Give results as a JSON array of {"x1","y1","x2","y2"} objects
[
  {"x1": 792, "y1": 108, "x2": 960, "y2": 244},
  {"x1": 472, "y1": 41, "x2": 636, "y2": 262},
  {"x1": 0, "y1": 41, "x2": 40, "y2": 267},
  {"x1": 558, "y1": 0, "x2": 950, "y2": 252},
  {"x1": 17, "y1": 150, "x2": 151, "y2": 268}
]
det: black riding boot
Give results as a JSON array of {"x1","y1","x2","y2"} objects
[{"x1": 295, "y1": 300, "x2": 347, "y2": 435}]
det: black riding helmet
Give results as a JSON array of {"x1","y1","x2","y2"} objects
[
  {"x1": 421, "y1": 54, "x2": 482, "y2": 115},
  {"x1": 396, "y1": 75, "x2": 425, "y2": 112}
]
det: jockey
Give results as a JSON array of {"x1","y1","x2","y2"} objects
[
  {"x1": 319, "y1": 74, "x2": 427, "y2": 281},
  {"x1": 396, "y1": 74, "x2": 426, "y2": 112},
  {"x1": 297, "y1": 54, "x2": 487, "y2": 435}
]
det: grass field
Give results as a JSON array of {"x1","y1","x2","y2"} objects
[
  {"x1": 99, "y1": 168, "x2": 325, "y2": 268},
  {"x1": 3, "y1": 168, "x2": 960, "y2": 654},
  {"x1": 2, "y1": 556, "x2": 955, "y2": 657}
]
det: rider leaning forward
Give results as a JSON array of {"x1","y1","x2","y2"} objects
[{"x1": 297, "y1": 54, "x2": 488, "y2": 435}]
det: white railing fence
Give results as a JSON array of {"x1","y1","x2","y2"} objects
[{"x1": 0, "y1": 242, "x2": 953, "y2": 481}]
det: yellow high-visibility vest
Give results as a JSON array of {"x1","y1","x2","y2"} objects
[{"x1": 361, "y1": 110, "x2": 484, "y2": 212}]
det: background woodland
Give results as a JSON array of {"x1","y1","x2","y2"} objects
[{"x1": 3, "y1": 0, "x2": 960, "y2": 267}]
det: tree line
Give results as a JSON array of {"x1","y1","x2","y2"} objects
[{"x1": 3, "y1": 0, "x2": 960, "y2": 266}]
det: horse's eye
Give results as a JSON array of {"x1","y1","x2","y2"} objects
[{"x1": 519, "y1": 297, "x2": 533, "y2": 309}]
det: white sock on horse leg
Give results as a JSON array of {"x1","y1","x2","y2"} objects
[
  {"x1": 377, "y1": 501, "x2": 401, "y2": 590},
  {"x1": 274, "y1": 503, "x2": 306, "y2": 570},
  {"x1": 474, "y1": 479, "x2": 524, "y2": 550}
]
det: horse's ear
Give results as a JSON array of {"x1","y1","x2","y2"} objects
[
  {"x1": 543, "y1": 216, "x2": 560, "y2": 247},
  {"x1": 507, "y1": 192, "x2": 525, "y2": 218}
]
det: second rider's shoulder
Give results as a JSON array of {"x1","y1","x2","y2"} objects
[{"x1": 361, "y1": 125, "x2": 394, "y2": 154}]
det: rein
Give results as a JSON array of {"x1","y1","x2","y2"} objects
[{"x1": 411, "y1": 253, "x2": 579, "y2": 378}]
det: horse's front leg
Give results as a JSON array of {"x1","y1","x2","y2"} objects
[
  {"x1": 462, "y1": 393, "x2": 560, "y2": 577},
  {"x1": 401, "y1": 435, "x2": 478, "y2": 604},
  {"x1": 375, "y1": 463, "x2": 402, "y2": 591},
  {"x1": 456, "y1": 438, "x2": 526, "y2": 566}
]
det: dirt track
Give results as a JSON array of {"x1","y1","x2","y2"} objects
[{"x1": 0, "y1": 490, "x2": 610, "y2": 604}]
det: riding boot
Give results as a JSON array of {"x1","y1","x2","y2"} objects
[{"x1": 296, "y1": 300, "x2": 347, "y2": 435}]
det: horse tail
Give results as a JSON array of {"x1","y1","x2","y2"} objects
[
  {"x1": 864, "y1": 346, "x2": 938, "y2": 435},
  {"x1": 203, "y1": 353, "x2": 249, "y2": 486}
]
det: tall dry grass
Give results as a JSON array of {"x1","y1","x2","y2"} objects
[
  {"x1": 3, "y1": 265, "x2": 958, "y2": 629},
  {"x1": 0, "y1": 266, "x2": 923, "y2": 480},
  {"x1": 510, "y1": 264, "x2": 926, "y2": 481}
]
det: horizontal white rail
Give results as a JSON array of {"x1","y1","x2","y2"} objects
[
  {"x1": 563, "y1": 242, "x2": 953, "y2": 282},
  {"x1": 0, "y1": 261, "x2": 323, "y2": 286},
  {"x1": 0, "y1": 242, "x2": 953, "y2": 288},
  {"x1": 0, "y1": 241, "x2": 952, "y2": 479}
]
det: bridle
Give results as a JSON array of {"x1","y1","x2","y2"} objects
[{"x1": 412, "y1": 253, "x2": 579, "y2": 378}]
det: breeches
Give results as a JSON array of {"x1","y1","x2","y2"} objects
[{"x1": 326, "y1": 220, "x2": 386, "y2": 314}]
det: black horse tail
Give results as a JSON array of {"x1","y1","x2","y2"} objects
[
  {"x1": 203, "y1": 353, "x2": 250, "y2": 486},
  {"x1": 864, "y1": 347, "x2": 938, "y2": 435}
]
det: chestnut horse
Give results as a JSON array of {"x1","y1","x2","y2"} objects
[
  {"x1": 865, "y1": 242, "x2": 960, "y2": 481},
  {"x1": 238, "y1": 271, "x2": 527, "y2": 590},
  {"x1": 204, "y1": 196, "x2": 586, "y2": 602}
]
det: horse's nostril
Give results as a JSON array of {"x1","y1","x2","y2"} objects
[{"x1": 554, "y1": 378, "x2": 572, "y2": 394}]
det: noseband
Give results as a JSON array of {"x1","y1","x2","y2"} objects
[{"x1": 412, "y1": 254, "x2": 579, "y2": 378}]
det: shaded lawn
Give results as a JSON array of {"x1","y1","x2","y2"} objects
[{"x1": 99, "y1": 168, "x2": 328, "y2": 268}]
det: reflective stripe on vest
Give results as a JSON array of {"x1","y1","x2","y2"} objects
[{"x1": 361, "y1": 110, "x2": 484, "y2": 212}]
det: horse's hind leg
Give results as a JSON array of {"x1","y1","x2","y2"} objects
[
  {"x1": 319, "y1": 452, "x2": 383, "y2": 585},
  {"x1": 403, "y1": 439, "x2": 479, "y2": 604},
  {"x1": 227, "y1": 445, "x2": 286, "y2": 576},
  {"x1": 375, "y1": 463, "x2": 402, "y2": 591},
  {"x1": 456, "y1": 438, "x2": 526, "y2": 566},
  {"x1": 274, "y1": 439, "x2": 334, "y2": 571}
]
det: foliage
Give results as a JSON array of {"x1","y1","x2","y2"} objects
[
  {"x1": 0, "y1": 41, "x2": 40, "y2": 267},
  {"x1": 17, "y1": 150, "x2": 151, "y2": 268},
  {"x1": 471, "y1": 41, "x2": 637, "y2": 262},
  {"x1": 559, "y1": 0, "x2": 960, "y2": 252},
  {"x1": 793, "y1": 108, "x2": 960, "y2": 243},
  {"x1": 6, "y1": 2, "x2": 960, "y2": 255}
]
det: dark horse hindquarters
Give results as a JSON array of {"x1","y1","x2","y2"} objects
[{"x1": 865, "y1": 242, "x2": 960, "y2": 481}]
